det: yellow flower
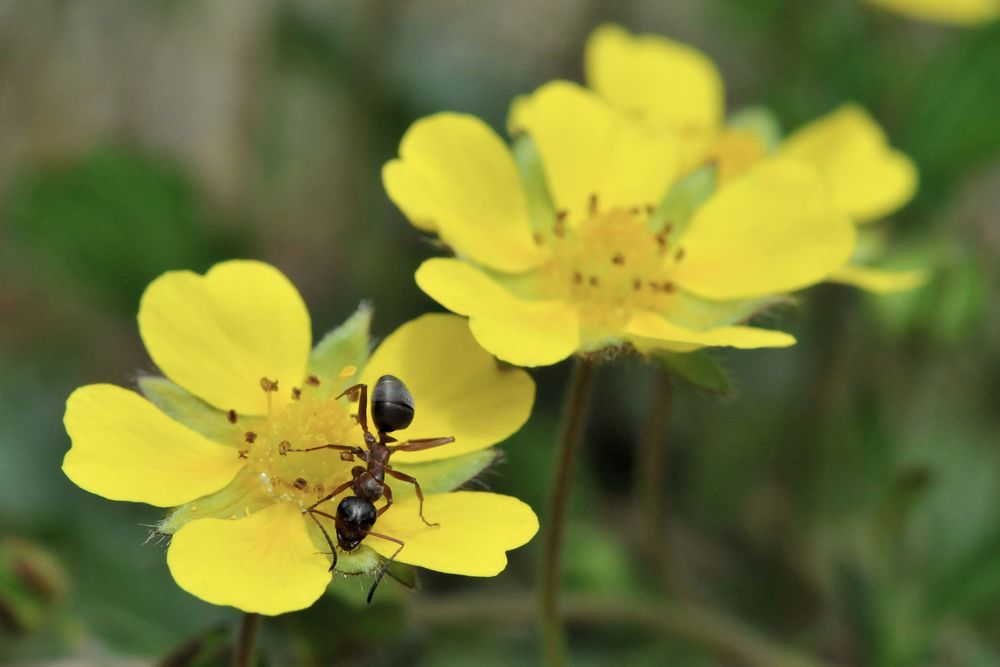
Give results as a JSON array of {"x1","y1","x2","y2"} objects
[
  {"x1": 865, "y1": 0, "x2": 999, "y2": 25},
  {"x1": 384, "y1": 81, "x2": 855, "y2": 367},
  {"x1": 62, "y1": 260, "x2": 538, "y2": 615},
  {"x1": 584, "y1": 24, "x2": 925, "y2": 294}
]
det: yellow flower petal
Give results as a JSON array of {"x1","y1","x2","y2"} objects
[
  {"x1": 704, "y1": 129, "x2": 767, "y2": 185},
  {"x1": 626, "y1": 311, "x2": 796, "y2": 351},
  {"x1": 509, "y1": 80, "x2": 679, "y2": 221},
  {"x1": 584, "y1": 23, "x2": 724, "y2": 168},
  {"x1": 167, "y1": 502, "x2": 330, "y2": 615},
  {"x1": 672, "y1": 159, "x2": 856, "y2": 300},
  {"x1": 383, "y1": 113, "x2": 545, "y2": 272},
  {"x1": 360, "y1": 313, "x2": 535, "y2": 464},
  {"x1": 138, "y1": 260, "x2": 311, "y2": 416},
  {"x1": 63, "y1": 384, "x2": 244, "y2": 507},
  {"x1": 415, "y1": 258, "x2": 580, "y2": 367},
  {"x1": 865, "y1": 0, "x2": 999, "y2": 24},
  {"x1": 781, "y1": 104, "x2": 918, "y2": 222},
  {"x1": 368, "y1": 492, "x2": 538, "y2": 576},
  {"x1": 828, "y1": 264, "x2": 929, "y2": 293}
]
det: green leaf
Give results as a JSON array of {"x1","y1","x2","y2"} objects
[
  {"x1": 5, "y1": 147, "x2": 225, "y2": 312},
  {"x1": 654, "y1": 350, "x2": 733, "y2": 396},
  {"x1": 307, "y1": 303, "x2": 373, "y2": 398},
  {"x1": 727, "y1": 106, "x2": 783, "y2": 151},
  {"x1": 649, "y1": 165, "x2": 716, "y2": 238},
  {"x1": 138, "y1": 376, "x2": 257, "y2": 447},
  {"x1": 391, "y1": 449, "x2": 500, "y2": 501}
]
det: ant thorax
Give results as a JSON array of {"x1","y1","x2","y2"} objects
[{"x1": 243, "y1": 391, "x2": 364, "y2": 509}]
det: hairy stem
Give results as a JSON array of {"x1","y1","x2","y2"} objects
[{"x1": 539, "y1": 358, "x2": 597, "y2": 667}]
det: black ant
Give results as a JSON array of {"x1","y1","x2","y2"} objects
[
  {"x1": 306, "y1": 494, "x2": 405, "y2": 603},
  {"x1": 285, "y1": 374, "x2": 455, "y2": 524},
  {"x1": 285, "y1": 375, "x2": 454, "y2": 601}
]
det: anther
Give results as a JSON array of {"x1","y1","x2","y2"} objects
[
  {"x1": 629, "y1": 206, "x2": 640, "y2": 215},
  {"x1": 573, "y1": 271, "x2": 582, "y2": 285},
  {"x1": 612, "y1": 253, "x2": 625, "y2": 266},
  {"x1": 238, "y1": 449, "x2": 249, "y2": 459},
  {"x1": 533, "y1": 232, "x2": 544, "y2": 245},
  {"x1": 645, "y1": 204, "x2": 655, "y2": 215},
  {"x1": 556, "y1": 210, "x2": 568, "y2": 222},
  {"x1": 245, "y1": 431, "x2": 257, "y2": 444},
  {"x1": 663, "y1": 282, "x2": 676, "y2": 293},
  {"x1": 633, "y1": 278, "x2": 642, "y2": 291},
  {"x1": 338, "y1": 366, "x2": 357, "y2": 378},
  {"x1": 306, "y1": 375, "x2": 321, "y2": 386},
  {"x1": 227, "y1": 409, "x2": 237, "y2": 424},
  {"x1": 278, "y1": 440, "x2": 291, "y2": 455},
  {"x1": 588, "y1": 193, "x2": 599, "y2": 214},
  {"x1": 675, "y1": 247, "x2": 686, "y2": 262},
  {"x1": 293, "y1": 477, "x2": 308, "y2": 490},
  {"x1": 589, "y1": 276, "x2": 600, "y2": 287},
  {"x1": 260, "y1": 377, "x2": 279, "y2": 393},
  {"x1": 291, "y1": 387, "x2": 302, "y2": 400}
]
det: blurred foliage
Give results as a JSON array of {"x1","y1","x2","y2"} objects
[{"x1": 0, "y1": 1, "x2": 998, "y2": 665}]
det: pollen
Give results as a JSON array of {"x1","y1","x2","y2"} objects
[
  {"x1": 245, "y1": 392, "x2": 361, "y2": 508},
  {"x1": 541, "y1": 199, "x2": 684, "y2": 335}
]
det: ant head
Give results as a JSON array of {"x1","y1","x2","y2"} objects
[
  {"x1": 335, "y1": 496, "x2": 377, "y2": 550},
  {"x1": 371, "y1": 374, "x2": 414, "y2": 433}
]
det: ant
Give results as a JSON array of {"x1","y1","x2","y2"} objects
[
  {"x1": 285, "y1": 374, "x2": 455, "y2": 525},
  {"x1": 284, "y1": 375, "x2": 454, "y2": 601},
  {"x1": 306, "y1": 494, "x2": 405, "y2": 604}
]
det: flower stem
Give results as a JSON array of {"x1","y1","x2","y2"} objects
[
  {"x1": 231, "y1": 613, "x2": 260, "y2": 667},
  {"x1": 414, "y1": 593, "x2": 830, "y2": 667},
  {"x1": 637, "y1": 369, "x2": 682, "y2": 592},
  {"x1": 540, "y1": 358, "x2": 597, "y2": 667}
]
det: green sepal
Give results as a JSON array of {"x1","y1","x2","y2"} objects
[
  {"x1": 649, "y1": 165, "x2": 716, "y2": 238},
  {"x1": 727, "y1": 106, "x2": 783, "y2": 152},
  {"x1": 391, "y1": 449, "x2": 500, "y2": 502},
  {"x1": 512, "y1": 135, "x2": 556, "y2": 234},
  {"x1": 138, "y1": 376, "x2": 254, "y2": 447},
  {"x1": 157, "y1": 468, "x2": 273, "y2": 535},
  {"x1": 307, "y1": 302, "x2": 373, "y2": 398},
  {"x1": 654, "y1": 350, "x2": 733, "y2": 396}
]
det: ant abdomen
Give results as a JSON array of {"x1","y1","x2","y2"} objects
[{"x1": 372, "y1": 374, "x2": 415, "y2": 432}]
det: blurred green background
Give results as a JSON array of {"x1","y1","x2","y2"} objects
[{"x1": 1, "y1": 1, "x2": 998, "y2": 665}]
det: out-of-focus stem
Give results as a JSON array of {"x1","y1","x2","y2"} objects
[
  {"x1": 539, "y1": 358, "x2": 597, "y2": 667},
  {"x1": 231, "y1": 613, "x2": 260, "y2": 667},
  {"x1": 638, "y1": 368, "x2": 674, "y2": 587},
  {"x1": 415, "y1": 593, "x2": 830, "y2": 667}
]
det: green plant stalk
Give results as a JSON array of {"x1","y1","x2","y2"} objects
[
  {"x1": 231, "y1": 613, "x2": 260, "y2": 667},
  {"x1": 539, "y1": 358, "x2": 597, "y2": 667},
  {"x1": 415, "y1": 593, "x2": 830, "y2": 667},
  {"x1": 637, "y1": 368, "x2": 676, "y2": 589}
]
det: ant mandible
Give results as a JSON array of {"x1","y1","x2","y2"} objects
[{"x1": 285, "y1": 374, "x2": 455, "y2": 526}]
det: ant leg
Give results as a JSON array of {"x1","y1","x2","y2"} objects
[
  {"x1": 385, "y1": 468, "x2": 438, "y2": 527},
  {"x1": 388, "y1": 436, "x2": 455, "y2": 453},
  {"x1": 376, "y1": 484, "x2": 394, "y2": 517},
  {"x1": 284, "y1": 443, "x2": 366, "y2": 462},
  {"x1": 306, "y1": 510, "x2": 338, "y2": 572},
  {"x1": 336, "y1": 383, "x2": 369, "y2": 433},
  {"x1": 307, "y1": 478, "x2": 354, "y2": 511},
  {"x1": 363, "y1": 531, "x2": 405, "y2": 604}
]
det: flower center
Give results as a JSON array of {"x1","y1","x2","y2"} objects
[
  {"x1": 244, "y1": 385, "x2": 362, "y2": 508},
  {"x1": 542, "y1": 196, "x2": 683, "y2": 337}
]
